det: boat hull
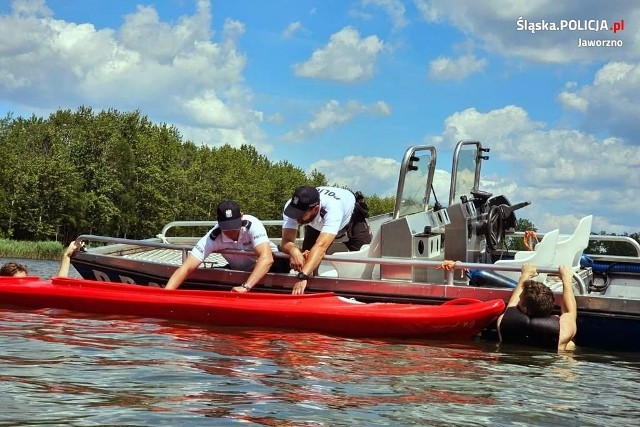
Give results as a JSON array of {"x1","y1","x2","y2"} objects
[{"x1": 0, "y1": 276, "x2": 505, "y2": 340}]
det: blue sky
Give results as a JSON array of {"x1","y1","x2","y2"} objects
[{"x1": 0, "y1": 0, "x2": 638, "y2": 234}]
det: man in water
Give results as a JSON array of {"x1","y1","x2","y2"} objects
[
  {"x1": 0, "y1": 261, "x2": 28, "y2": 277},
  {"x1": 0, "y1": 241, "x2": 81, "y2": 278},
  {"x1": 497, "y1": 263, "x2": 577, "y2": 351}
]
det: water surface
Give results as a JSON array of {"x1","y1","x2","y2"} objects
[{"x1": 0, "y1": 259, "x2": 637, "y2": 426}]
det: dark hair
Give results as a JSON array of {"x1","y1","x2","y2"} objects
[
  {"x1": 520, "y1": 280, "x2": 555, "y2": 317},
  {"x1": 0, "y1": 262, "x2": 28, "y2": 277}
]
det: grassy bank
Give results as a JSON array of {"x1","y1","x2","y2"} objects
[{"x1": 0, "y1": 239, "x2": 64, "y2": 260}]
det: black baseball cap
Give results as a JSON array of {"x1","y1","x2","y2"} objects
[
  {"x1": 216, "y1": 200, "x2": 242, "y2": 230},
  {"x1": 284, "y1": 186, "x2": 320, "y2": 219}
]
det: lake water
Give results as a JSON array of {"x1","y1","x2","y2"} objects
[{"x1": 1, "y1": 258, "x2": 639, "y2": 426}]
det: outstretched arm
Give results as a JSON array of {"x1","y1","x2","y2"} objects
[
  {"x1": 558, "y1": 264, "x2": 577, "y2": 351},
  {"x1": 506, "y1": 263, "x2": 538, "y2": 307},
  {"x1": 57, "y1": 241, "x2": 82, "y2": 277},
  {"x1": 165, "y1": 254, "x2": 202, "y2": 290}
]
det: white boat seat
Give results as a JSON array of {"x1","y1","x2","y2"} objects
[
  {"x1": 553, "y1": 215, "x2": 593, "y2": 269},
  {"x1": 329, "y1": 229, "x2": 382, "y2": 279},
  {"x1": 494, "y1": 229, "x2": 560, "y2": 283}
]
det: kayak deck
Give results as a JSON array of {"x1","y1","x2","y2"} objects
[{"x1": 0, "y1": 276, "x2": 505, "y2": 340}]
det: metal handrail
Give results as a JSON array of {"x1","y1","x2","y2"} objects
[{"x1": 160, "y1": 220, "x2": 286, "y2": 237}]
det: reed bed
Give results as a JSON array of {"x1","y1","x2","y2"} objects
[{"x1": 0, "y1": 239, "x2": 64, "y2": 260}]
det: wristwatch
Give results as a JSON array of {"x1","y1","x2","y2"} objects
[
  {"x1": 296, "y1": 272, "x2": 309, "y2": 280},
  {"x1": 241, "y1": 283, "x2": 251, "y2": 290}
]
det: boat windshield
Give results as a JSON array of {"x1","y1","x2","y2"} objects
[
  {"x1": 395, "y1": 146, "x2": 435, "y2": 218},
  {"x1": 449, "y1": 141, "x2": 484, "y2": 205}
]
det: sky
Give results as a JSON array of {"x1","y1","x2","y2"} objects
[{"x1": 0, "y1": 0, "x2": 638, "y2": 235}]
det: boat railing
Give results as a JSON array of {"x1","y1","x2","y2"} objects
[
  {"x1": 156, "y1": 222, "x2": 640, "y2": 263},
  {"x1": 319, "y1": 253, "x2": 588, "y2": 295},
  {"x1": 74, "y1": 233, "x2": 588, "y2": 294},
  {"x1": 508, "y1": 231, "x2": 640, "y2": 261},
  {"x1": 158, "y1": 220, "x2": 300, "y2": 245}
]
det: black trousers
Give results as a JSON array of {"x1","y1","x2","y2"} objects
[
  {"x1": 270, "y1": 255, "x2": 292, "y2": 273},
  {"x1": 302, "y1": 218, "x2": 372, "y2": 252}
]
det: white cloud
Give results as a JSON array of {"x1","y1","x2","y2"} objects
[
  {"x1": 437, "y1": 106, "x2": 543, "y2": 156},
  {"x1": 557, "y1": 91, "x2": 588, "y2": 112},
  {"x1": 0, "y1": 0, "x2": 267, "y2": 151},
  {"x1": 414, "y1": 0, "x2": 640, "y2": 64},
  {"x1": 361, "y1": 0, "x2": 407, "y2": 29},
  {"x1": 182, "y1": 91, "x2": 239, "y2": 128},
  {"x1": 292, "y1": 26, "x2": 384, "y2": 83},
  {"x1": 284, "y1": 99, "x2": 391, "y2": 141},
  {"x1": 282, "y1": 21, "x2": 303, "y2": 38},
  {"x1": 311, "y1": 155, "x2": 400, "y2": 196},
  {"x1": 10, "y1": 0, "x2": 52, "y2": 17},
  {"x1": 428, "y1": 54, "x2": 487, "y2": 80},
  {"x1": 559, "y1": 61, "x2": 640, "y2": 139}
]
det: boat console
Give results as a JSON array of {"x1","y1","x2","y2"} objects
[
  {"x1": 379, "y1": 209, "x2": 449, "y2": 282},
  {"x1": 376, "y1": 145, "x2": 450, "y2": 282},
  {"x1": 379, "y1": 141, "x2": 531, "y2": 284}
]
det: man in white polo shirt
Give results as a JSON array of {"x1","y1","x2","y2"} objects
[
  {"x1": 280, "y1": 185, "x2": 371, "y2": 295},
  {"x1": 165, "y1": 200, "x2": 288, "y2": 292}
]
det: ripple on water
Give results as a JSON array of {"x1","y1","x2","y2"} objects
[{"x1": 0, "y1": 307, "x2": 638, "y2": 425}]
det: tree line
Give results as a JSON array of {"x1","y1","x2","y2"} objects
[{"x1": 0, "y1": 107, "x2": 395, "y2": 244}]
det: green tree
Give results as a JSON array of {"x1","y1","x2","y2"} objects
[
  {"x1": 586, "y1": 231, "x2": 640, "y2": 257},
  {"x1": 366, "y1": 195, "x2": 395, "y2": 217}
]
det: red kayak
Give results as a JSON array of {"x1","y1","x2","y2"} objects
[{"x1": 0, "y1": 276, "x2": 505, "y2": 340}]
